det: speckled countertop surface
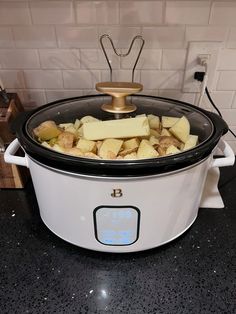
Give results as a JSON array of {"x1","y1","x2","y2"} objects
[{"x1": 0, "y1": 166, "x2": 236, "y2": 314}]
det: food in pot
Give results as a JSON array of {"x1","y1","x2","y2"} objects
[
  {"x1": 33, "y1": 114, "x2": 198, "y2": 160},
  {"x1": 169, "y1": 116, "x2": 190, "y2": 143},
  {"x1": 83, "y1": 116, "x2": 150, "y2": 140}
]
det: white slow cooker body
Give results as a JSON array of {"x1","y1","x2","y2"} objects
[{"x1": 28, "y1": 155, "x2": 212, "y2": 253}]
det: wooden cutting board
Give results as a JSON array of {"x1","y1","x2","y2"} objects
[{"x1": 0, "y1": 93, "x2": 30, "y2": 188}]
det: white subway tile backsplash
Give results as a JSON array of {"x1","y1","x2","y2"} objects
[
  {"x1": 75, "y1": 1, "x2": 119, "y2": 25},
  {"x1": 13, "y1": 26, "x2": 57, "y2": 48},
  {"x1": 121, "y1": 49, "x2": 161, "y2": 70},
  {"x1": 162, "y1": 49, "x2": 187, "y2": 70},
  {"x1": 166, "y1": 1, "x2": 211, "y2": 25},
  {"x1": 120, "y1": 1, "x2": 163, "y2": 25},
  {"x1": 80, "y1": 49, "x2": 119, "y2": 70},
  {"x1": 0, "y1": 49, "x2": 40, "y2": 69},
  {"x1": 62, "y1": 70, "x2": 100, "y2": 89},
  {"x1": 218, "y1": 49, "x2": 236, "y2": 70},
  {"x1": 56, "y1": 27, "x2": 98, "y2": 48},
  {"x1": 0, "y1": 2, "x2": 31, "y2": 25},
  {"x1": 227, "y1": 27, "x2": 236, "y2": 48},
  {"x1": 185, "y1": 26, "x2": 228, "y2": 42},
  {"x1": 0, "y1": 70, "x2": 25, "y2": 88},
  {"x1": 210, "y1": 2, "x2": 236, "y2": 26},
  {"x1": 98, "y1": 26, "x2": 141, "y2": 49},
  {"x1": 217, "y1": 71, "x2": 236, "y2": 91},
  {"x1": 46, "y1": 90, "x2": 83, "y2": 103},
  {"x1": 39, "y1": 49, "x2": 80, "y2": 69},
  {"x1": 9, "y1": 89, "x2": 47, "y2": 108},
  {"x1": 142, "y1": 27, "x2": 185, "y2": 48},
  {"x1": 23, "y1": 70, "x2": 63, "y2": 89},
  {"x1": 202, "y1": 91, "x2": 234, "y2": 109},
  {"x1": 231, "y1": 93, "x2": 236, "y2": 108},
  {"x1": 141, "y1": 70, "x2": 184, "y2": 90},
  {"x1": 101, "y1": 69, "x2": 140, "y2": 83},
  {"x1": 224, "y1": 126, "x2": 236, "y2": 141},
  {"x1": 30, "y1": 1, "x2": 74, "y2": 25},
  {"x1": 0, "y1": 27, "x2": 14, "y2": 48},
  {"x1": 220, "y1": 109, "x2": 236, "y2": 125}
]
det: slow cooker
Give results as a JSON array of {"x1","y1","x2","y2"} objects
[{"x1": 4, "y1": 83, "x2": 235, "y2": 253}]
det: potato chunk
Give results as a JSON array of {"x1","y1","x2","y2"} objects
[
  {"x1": 162, "y1": 116, "x2": 180, "y2": 128},
  {"x1": 98, "y1": 139, "x2": 123, "y2": 159},
  {"x1": 80, "y1": 115, "x2": 99, "y2": 124},
  {"x1": 57, "y1": 131, "x2": 75, "y2": 149},
  {"x1": 159, "y1": 136, "x2": 181, "y2": 149},
  {"x1": 169, "y1": 116, "x2": 190, "y2": 143},
  {"x1": 123, "y1": 138, "x2": 140, "y2": 150},
  {"x1": 33, "y1": 120, "x2": 61, "y2": 141},
  {"x1": 147, "y1": 114, "x2": 160, "y2": 129},
  {"x1": 183, "y1": 134, "x2": 198, "y2": 151},
  {"x1": 65, "y1": 147, "x2": 84, "y2": 157},
  {"x1": 161, "y1": 128, "x2": 172, "y2": 137},
  {"x1": 166, "y1": 145, "x2": 181, "y2": 155},
  {"x1": 137, "y1": 139, "x2": 159, "y2": 159},
  {"x1": 76, "y1": 138, "x2": 96, "y2": 153}
]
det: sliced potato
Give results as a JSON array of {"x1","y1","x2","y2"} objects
[
  {"x1": 74, "y1": 119, "x2": 81, "y2": 129},
  {"x1": 78, "y1": 126, "x2": 84, "y2": 137},
  {"x1": 166, "y1": 145, "x2": 181, "y2": 155},
  {"x1": 149, "y1": 135, "x2": 159, "y2": 146},
  {"x1": 119, "y1": 147, "x2": 138, "y2": 157},
  {"x1": 59, "y1": 123, "x2": 74, "y2": 129},
  {"x1": 157, "y1": 146, "x2": 166, "y2": 156},
  {"x1": 147, "y1": 114, "x2": 160, "y2": 129},
  {"x1": 124, "y1": 152, "x2": 138, "y2": 160},
  {"x1": 51, "y1": 143, "x2": 65, "y2": 153},
  {"x1": 161, "y1": 128, "x2": 172, "y2": 137},
  {"x1": 123, "y1": 138, "x2": 140, "y2": 150},
  {"x1": 80, "y1": 115, "x2": 99, "y2": 124},
  {"x1": 65, "y1": 147, "x2": 84, "y2": 157},
  {"x1": 159, "y1": 136, "x2": 181, "y2": 149},
  {"x1": 183, "y1": 134, "x2": 198, "y2": 151},
  {"x1": 150, "y1": 129, "x2": 161, "y2": 138},
  {"x1": 57, "y1": 131, "x2": 75, "y2": 149},
  {"x1": 169, "y1": 116, "x2": 190, "y2": 143},
  {"x1": 33, "y1": 120, "x2": 62, "y2": 141},
  {"x1": 76, "y1": 138, "x2": 96, "y2": 153},
  {"x1": 48, "y1": 137, "x2": 57, "y2": 146},
  {"x1": 98, "y1": 139, "x2": 123, "y2": 159},
  {"x1": 162, "y1": 116, "x2": 180, "y2": 128},
  {"x1": 41, "y1": 141, "x2": 51, "y2": 148},
  {"x1": 84, "y1": 152, "x2": 101, "y2": 159},
  {"x1": 137, "y1": 139, "x2": 159, "y2": 159}
]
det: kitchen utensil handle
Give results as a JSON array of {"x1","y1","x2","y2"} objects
[
  {"x1": 211, "y1": 139, "x2": 235, "y2": 168},
  {"x1": 4, "y1": 138, "x2": 29, "y2": 168}
]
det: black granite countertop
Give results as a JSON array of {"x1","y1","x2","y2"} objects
[{"x1": 0, "y1": 166, "x2": 236, "y2": 314}]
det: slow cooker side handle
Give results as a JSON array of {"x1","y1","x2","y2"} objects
[
  {"x1": 211, "y1": 140, "x2": 235, "y2": 168},
  {"x1": 4, "y1": 138, "x2": 29, "y2": 168}
]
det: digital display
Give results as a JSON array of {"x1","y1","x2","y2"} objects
[{"x1": 94, "y1": 206, "x2": 140, "y2": 246}]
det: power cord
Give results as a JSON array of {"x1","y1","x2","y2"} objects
[{"x1": 194, "y1": 71, "x2": 236, "y2": 139}]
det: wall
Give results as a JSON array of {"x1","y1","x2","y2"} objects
[{"x1": 1, "y1": 0, "x2": 236, "y2": 150}]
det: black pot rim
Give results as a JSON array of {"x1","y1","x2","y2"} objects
[{"x1": 14, "y1": 94, "x2": 228, "y2": 177}]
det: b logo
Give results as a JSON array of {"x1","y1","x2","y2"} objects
[{"x1": 111, "y1": 189, "x2": 123, "y2": 198}]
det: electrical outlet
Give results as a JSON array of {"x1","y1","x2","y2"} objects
[{"x1": 183, "y1": 41, "x2": 222, "y2": 93}]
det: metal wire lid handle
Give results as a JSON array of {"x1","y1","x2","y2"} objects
[{"x1": 99, "y1": 34, "x2": 145, "y2": 82}]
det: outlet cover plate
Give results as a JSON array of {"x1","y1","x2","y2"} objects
[{"x1": 183, "y1": 41, "x2": 222, "y2": 93}]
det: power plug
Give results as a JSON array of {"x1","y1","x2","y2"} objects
[
  {"x1": 198, "y1": 54, "x2": 210, "y2": 66},
  {"x1": 194, "y1": 71, "x2": 205, "y2": 82}
]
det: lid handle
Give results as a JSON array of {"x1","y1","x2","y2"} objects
[{"x1": 96, "y1": 81, "x2": 143, "y2": 114}]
